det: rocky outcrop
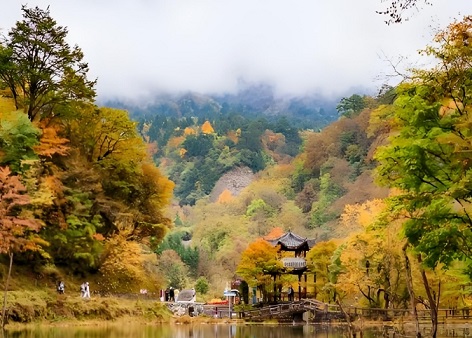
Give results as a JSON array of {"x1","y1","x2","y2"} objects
[{"x1": 209, "y1": 167, "x2": 254, "y2": 202}]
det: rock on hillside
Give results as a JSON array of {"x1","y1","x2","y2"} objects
[{"x1": 209, "y1": 167, "x2": 255, "y2": 202}]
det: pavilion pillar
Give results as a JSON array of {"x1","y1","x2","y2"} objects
[
  {"x1": 298, "y1": 274, "x2": 302, "y2": 301},
  {"x1": 273, "y1": 274, "x2": 277, "y2": 302},
  {"x1": 304, "y1": 273, "x2": 307, "y2": 298}
]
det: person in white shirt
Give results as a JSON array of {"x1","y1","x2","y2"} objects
[{"x1": 83, "y1": 282, "x2": 91, "y2": 298}]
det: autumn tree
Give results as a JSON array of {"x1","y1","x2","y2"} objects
[
  {"x1": 99, "y1": 234, "x2": 161, "y2": 293},
  {"x1": 0, "y1": 6, "x2": 96, "y2": 122},
  {"x1": 0, "y1": 166, "x2": 41, "y2": 327},
  {"x1": 374, "y1": 16, "x2": 472, "y2": 338},
  {"x1": 217, "y1": 189, "x2": 233, "y2": 203},
  {"x1": 156, "y1": 231, "x2": 199, "y2": 277},
  {"x1": 201, "y1": 120, "x2": 214, "y2": 134},
  {"x1": 337, "y1": 200, "x2": 408, "y2": 309},
  {"x1": 158, "y1": 249, "x2": 189, "y2": 289},
  {"x1": 68, "y1": 106, "x2": 142, "y2": 163},
  {"x1": 306, "y1": 240, "x2": 339, "y2": 303},
  {"x1": 376, "y1": 16, "x2": 472, "y2": 270},
  {"x1": 236, "y1": 239, "x2": 283, "y2": 302},
  {"x1": 33, "y1": 121, "x2": 69, "y2": 158}
]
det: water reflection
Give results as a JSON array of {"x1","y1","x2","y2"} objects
[
  {"x1": 4, "y1": 324, "x2": 349, "y2": 338},
  {"x1": 3, "y1": 323, "x2": 471, "y2": 338}
]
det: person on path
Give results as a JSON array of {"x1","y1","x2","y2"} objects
[
  {"x1": 169, "y1": 287, "x2": 175, "y2": 302},
  {"x1": 83, "y1": 282, "x2": 91, "y2": 299},
  {"x1": 191, "y1": 288, "x2": 196, "y2": 302},
  {"x1": 165, "y1": 287, "x2": 170, "y2": 302},
  {"x1": 57, "y1": 281, "x2": 65, "y2": 294},
  {"x1": 80, "y1": 282, "x2": 86, "y2": 297},
  {"x1": 287, "y1": 286, "x2": 293, "y2": 301}
]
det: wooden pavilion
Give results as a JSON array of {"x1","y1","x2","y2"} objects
[{"x1": 266, "y1": 230, "x2": 316, "y2": 301}]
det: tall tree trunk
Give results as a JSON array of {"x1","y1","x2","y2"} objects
[
  {"x1": 418, "y1": 254, "x2": 438, "y2": 338},
  {"x1": 403, "y1": 243, "x2": 420, "y2": 338},
  {"x1": 1, "y1": 252, "x2": 13, "y2": 329}
]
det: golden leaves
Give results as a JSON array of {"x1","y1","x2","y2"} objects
[
  {"x1": 201, "y1": 120, "x2": 214, "y2": 134},
  {"x1": 33, "y1": 123, "x2": 69, "y2": 158},
  {"x1": 0, "y1": 166, "x2": 42, "y2": 254}
]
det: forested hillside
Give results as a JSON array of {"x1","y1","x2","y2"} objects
[
  {"x1": 0, "y1": 6, "x2": 173, "y2": 293},
  {"x1": 154, "y1": 17, "x2": 472, "y2": 332},
  {"x1": 153, "y1": 88, "x2": 392, "y2": 291},
  {"x1": 106, "y1": 82, "x2": 340, "y2": 130}
]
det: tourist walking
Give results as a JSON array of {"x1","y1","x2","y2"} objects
[
  {"x1": 80, "y1": 282, "x2": 86, "y2": 297},
  {"x1": 57, "y1": 281, "x2": 65, "y2": 294},
  {"x1": 82, "y1": 282, "x2": 91, "y2": 298}
]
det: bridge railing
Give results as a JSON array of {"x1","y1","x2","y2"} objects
[
  {"x1": 237, "y1": 300, "x2": 472, "y2": 322},
  {"x1": 343, "y1": 307, "x2": 472, "y2": 321}
]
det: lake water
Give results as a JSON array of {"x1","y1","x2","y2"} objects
[{"x1": 3, "y1": 323, "x2": 470, "y2": 338}]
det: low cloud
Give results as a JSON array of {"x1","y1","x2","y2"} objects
[{"x1": 0, "y1": 0, "x2": 468, "y2": 102}]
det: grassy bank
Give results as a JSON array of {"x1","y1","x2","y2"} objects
[{"x1": 2, "y1": 291, "x2": 172, "y2": 327}]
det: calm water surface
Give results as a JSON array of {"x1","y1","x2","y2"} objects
[
  {"x1": 3, "y1": 323, "x2": 470, "y2": 338},
  {"x1": 3, "y1": 324, "x2": 359, "y2": 338}
]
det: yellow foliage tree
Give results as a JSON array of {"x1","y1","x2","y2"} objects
[
  {"x1": 337, "y1": 200, "x2": 406, "y2": 308},
  {"x1": 306, "y1": 240, "x2": 339, "y2": 303},
  {"x1": 201, "y1": 120, "x2": 214, "y2": 134},
  {"x1": 236, "y1": 239, "x2": 283, "y2": 302},
  {"x1": 99, "y1": 234, "x2": 161, "y2": 293},
  {"x1": 0, "y1": 96, "x2": 15, "y2": 115},
  {"x1": 184, "y1": 127, "x2": 196, "y2": 135},
  {"x1": 133, "y1": 162, "x2": 174, "y2": 243}
]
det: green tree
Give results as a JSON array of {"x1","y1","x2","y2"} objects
[
  {"x1": 195, "y1": 276, "x2": 209, "y2": 295},
  {"x1": 336, "y1": 94, "x2": 366, "y2": 118},
  {"x1": 0, "y1": 6, "x2": 96, "y2": 122},
  {"x1": 309, "y1": 173, "x2": 344, "y2": 228},
  {"x1": 156, "y1": 231, "x2": 199, "y2": 277},
  {"x1": 182, "y1": 134, "x2": 213, "y2": 157},
  {"x1": 0, "y1": 110, "x2": 39, "y2": 172},
  {"x1": 374, "y1": 16, "x2": 472, "y2": 338},
  {"x1": 158, "y1": 249, "x2": 189, "y2": 289}
]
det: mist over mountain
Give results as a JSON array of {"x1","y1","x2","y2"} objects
[{"x1": 105, "y1": 83, "x2": 341, "y2": 130}]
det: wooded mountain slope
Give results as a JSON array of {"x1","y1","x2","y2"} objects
[{"x1": 0, "y1": 6, "x2": 173, "y2": 293}]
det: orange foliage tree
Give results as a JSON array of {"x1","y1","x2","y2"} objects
[
  {"x1": 0, "y1": 166, "x2": 41, "y2": 327},
  {"x1": 217, "y1": 189, "x2": 233, "y2": 203},
  {"x1": 33, "y1": 121, "x2": 69, "y2": 158},
  {"x1": 201, "y1": 121, "x2": 214, "y2": 134},
  {"x1": 236, "y1": 239, "x2": 283, "y2": 302}
]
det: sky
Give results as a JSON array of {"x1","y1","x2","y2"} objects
[{"x1": 0, "y1": 1, "x2": 470, "y2": 103}]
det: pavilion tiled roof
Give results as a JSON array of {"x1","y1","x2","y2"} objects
[{"x1": 268, "y1": 230, "x2": 314, "y2": 250}]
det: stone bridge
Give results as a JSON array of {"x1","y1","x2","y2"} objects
[{"x1": 238, "y1": 299, "x2": 345, "y2": 323}]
